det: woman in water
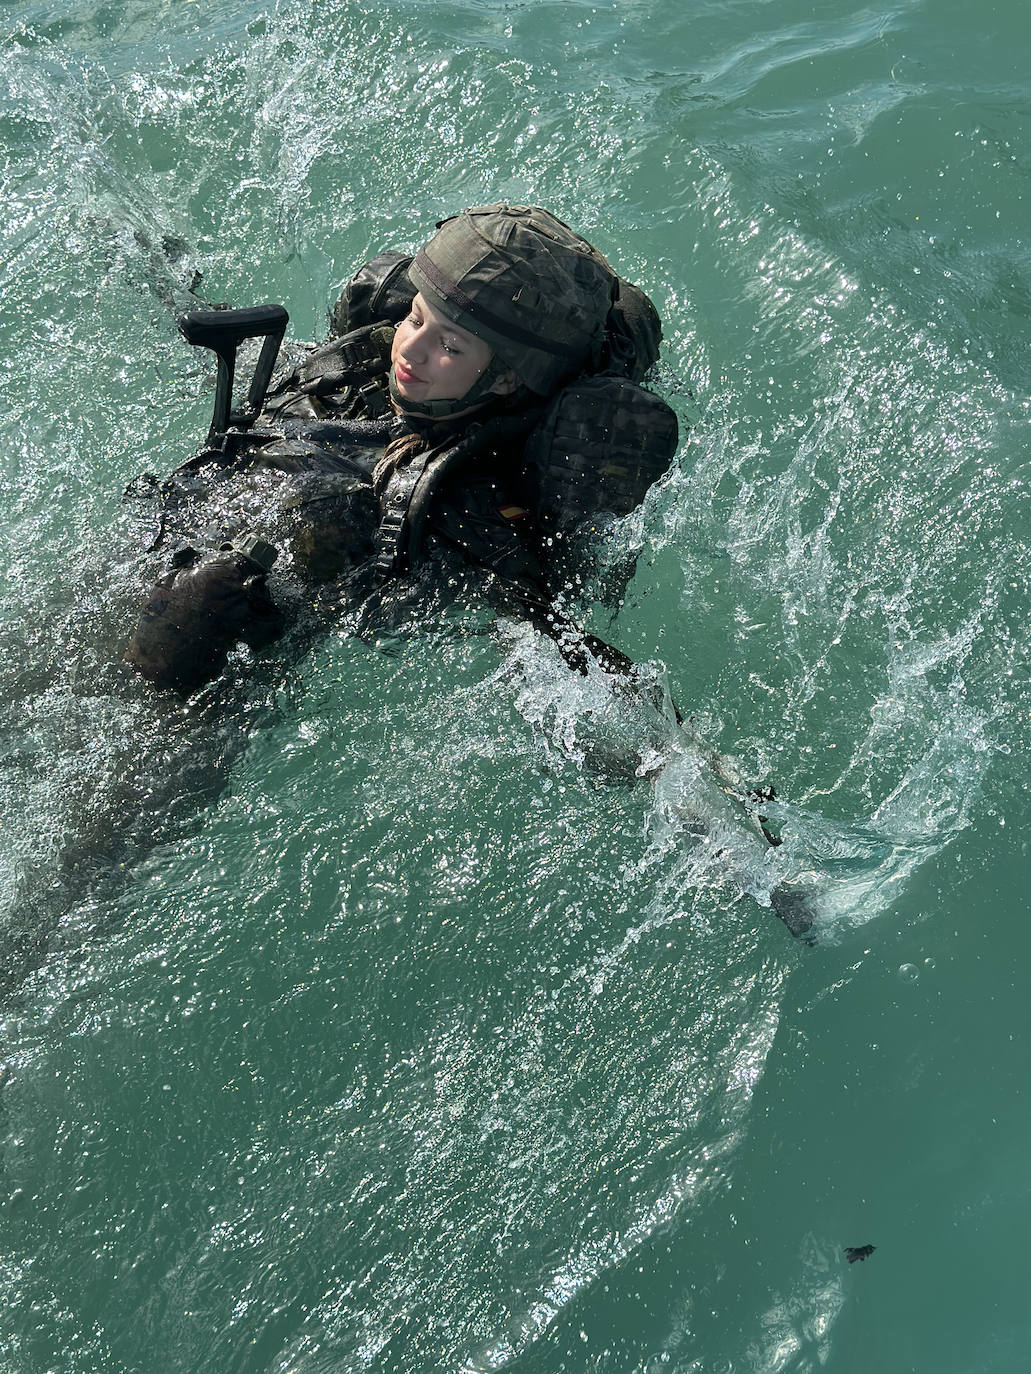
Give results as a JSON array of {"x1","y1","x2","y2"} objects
[
  {"x1": 125, "y1": 202, "x2": 679, "y2": 689},
  {"x1": 0, "y1": 205, "x2": 805, "y2": 997}
]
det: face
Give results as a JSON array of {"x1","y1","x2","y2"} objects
[{"x1": 391, "y1": 292, "x2": 501, "y2": 404}]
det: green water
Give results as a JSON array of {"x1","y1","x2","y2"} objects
[{"x1": 1, "y1": 0, "x2": 1030, "y2": 1369}]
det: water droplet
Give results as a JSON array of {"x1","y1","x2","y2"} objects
[{"x1": 899, "y1": 963, "x2": 919, "y2": 982}]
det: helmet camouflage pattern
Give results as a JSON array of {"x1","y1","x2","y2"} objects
[{"x1": 407, "y1": 204, "x2": 617, "y2": 396}]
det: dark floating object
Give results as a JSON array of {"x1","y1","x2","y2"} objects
[{"x1": 846, "y1": 1245, "x2": 876, "y2": 1264}]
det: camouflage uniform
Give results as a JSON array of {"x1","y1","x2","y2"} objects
[{"x1": 126, "y1": 206, "x2": 678, "y2": 691}]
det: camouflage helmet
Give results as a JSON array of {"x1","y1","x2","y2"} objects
[{"x1": 407, "y1": 204, "x2": 616, "y2": 397}]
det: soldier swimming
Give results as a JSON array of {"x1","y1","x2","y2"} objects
[
  {"x1": 124, "y1": 204, "x2": 678, "y2": 693},
  {"x1": 120, "y1": 203, "x2": 813, "y2": 938}
]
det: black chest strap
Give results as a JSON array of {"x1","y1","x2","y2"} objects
[
  {"x1": 375, "y1": 441, "x2": 468, "y2": 577},
  {"x1": 373, "y1": 411, "x2": 543, "y2": 578}
]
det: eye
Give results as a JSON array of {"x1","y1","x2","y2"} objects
[{"x1": 441, "y1": 337, "x2": 462, "y2": 355}]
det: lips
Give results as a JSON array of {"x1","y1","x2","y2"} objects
[{"x1": 394, "y1": 361, "x2": 422, "y2": 387}]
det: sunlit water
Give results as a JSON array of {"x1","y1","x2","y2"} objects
[{"x1": 1, "y1": 1, "x2": 1030, "y2": 1370}]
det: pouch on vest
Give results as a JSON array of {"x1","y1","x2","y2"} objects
[
  {"x1": 258, "y1": 324, "x2": 396, "y2": 427},
  {"x1": 522, "y1": 375, "x2": 679, "y2": 537},
  {"x1": 268, "y1": 322, "x2": 395, "y2": 407},
  {"x1": 330, "y1": 252, "x2": 416, "y2": 338},
  {"x1": 602, "y1": 279, "x2": 663, "y2": 382}
]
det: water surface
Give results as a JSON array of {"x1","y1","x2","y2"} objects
[{"x1": 1, "y1": 1, "x2": 1029, "y2": 1370}]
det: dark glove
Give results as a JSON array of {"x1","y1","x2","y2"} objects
[{"x1": 125, "y1": 542, "x2": 284, "y2": 690}]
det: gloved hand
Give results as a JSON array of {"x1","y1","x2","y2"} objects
[{"x1": 125, "y1": 542, "x2": 284, "y2": 690}]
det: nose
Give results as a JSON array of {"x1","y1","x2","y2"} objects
[{"x1": 402, "y1": 317, "x2": 428, "y2": 363}]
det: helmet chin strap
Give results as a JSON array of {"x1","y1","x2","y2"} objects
[{"x1": 388, "y1": 354, "x2": 508, "y2": 422}]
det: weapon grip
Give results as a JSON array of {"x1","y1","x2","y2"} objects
[{"x1": 179, "y1": 304, "x2": 289, "y2": 445}]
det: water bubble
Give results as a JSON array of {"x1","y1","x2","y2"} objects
[{"x1": 899, "y1": 963, "x2": 919, "y2": 982}]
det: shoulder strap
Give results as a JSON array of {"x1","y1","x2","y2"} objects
[
  {"x1": 264, "y1": 322, "x2": 395, "y2": 420},
  {"x1": 288, "y1": 322, "x2": 394, "y2": 394},
  {"x1": 374, "y1": 412, "x2": 542, "y2": 576}
]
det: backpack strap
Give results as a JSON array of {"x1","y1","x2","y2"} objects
[
  {"x1": 264, "y1": 322, "x2": 396, "y2": 420},
  {"x1": 374, "y1": 412, "x2": 543, "y2": 576}
]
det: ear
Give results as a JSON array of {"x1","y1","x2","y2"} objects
[{"x1": 489, "y1": 370, "x2": 519, "y2": 397}]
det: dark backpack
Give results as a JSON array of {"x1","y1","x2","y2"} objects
[
  {"x1": 523, "y1": 374, "x2": 678, "y2": 536},
  {"x1": 329, "y1": 252, "x2": 415, "y2": 338}
]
